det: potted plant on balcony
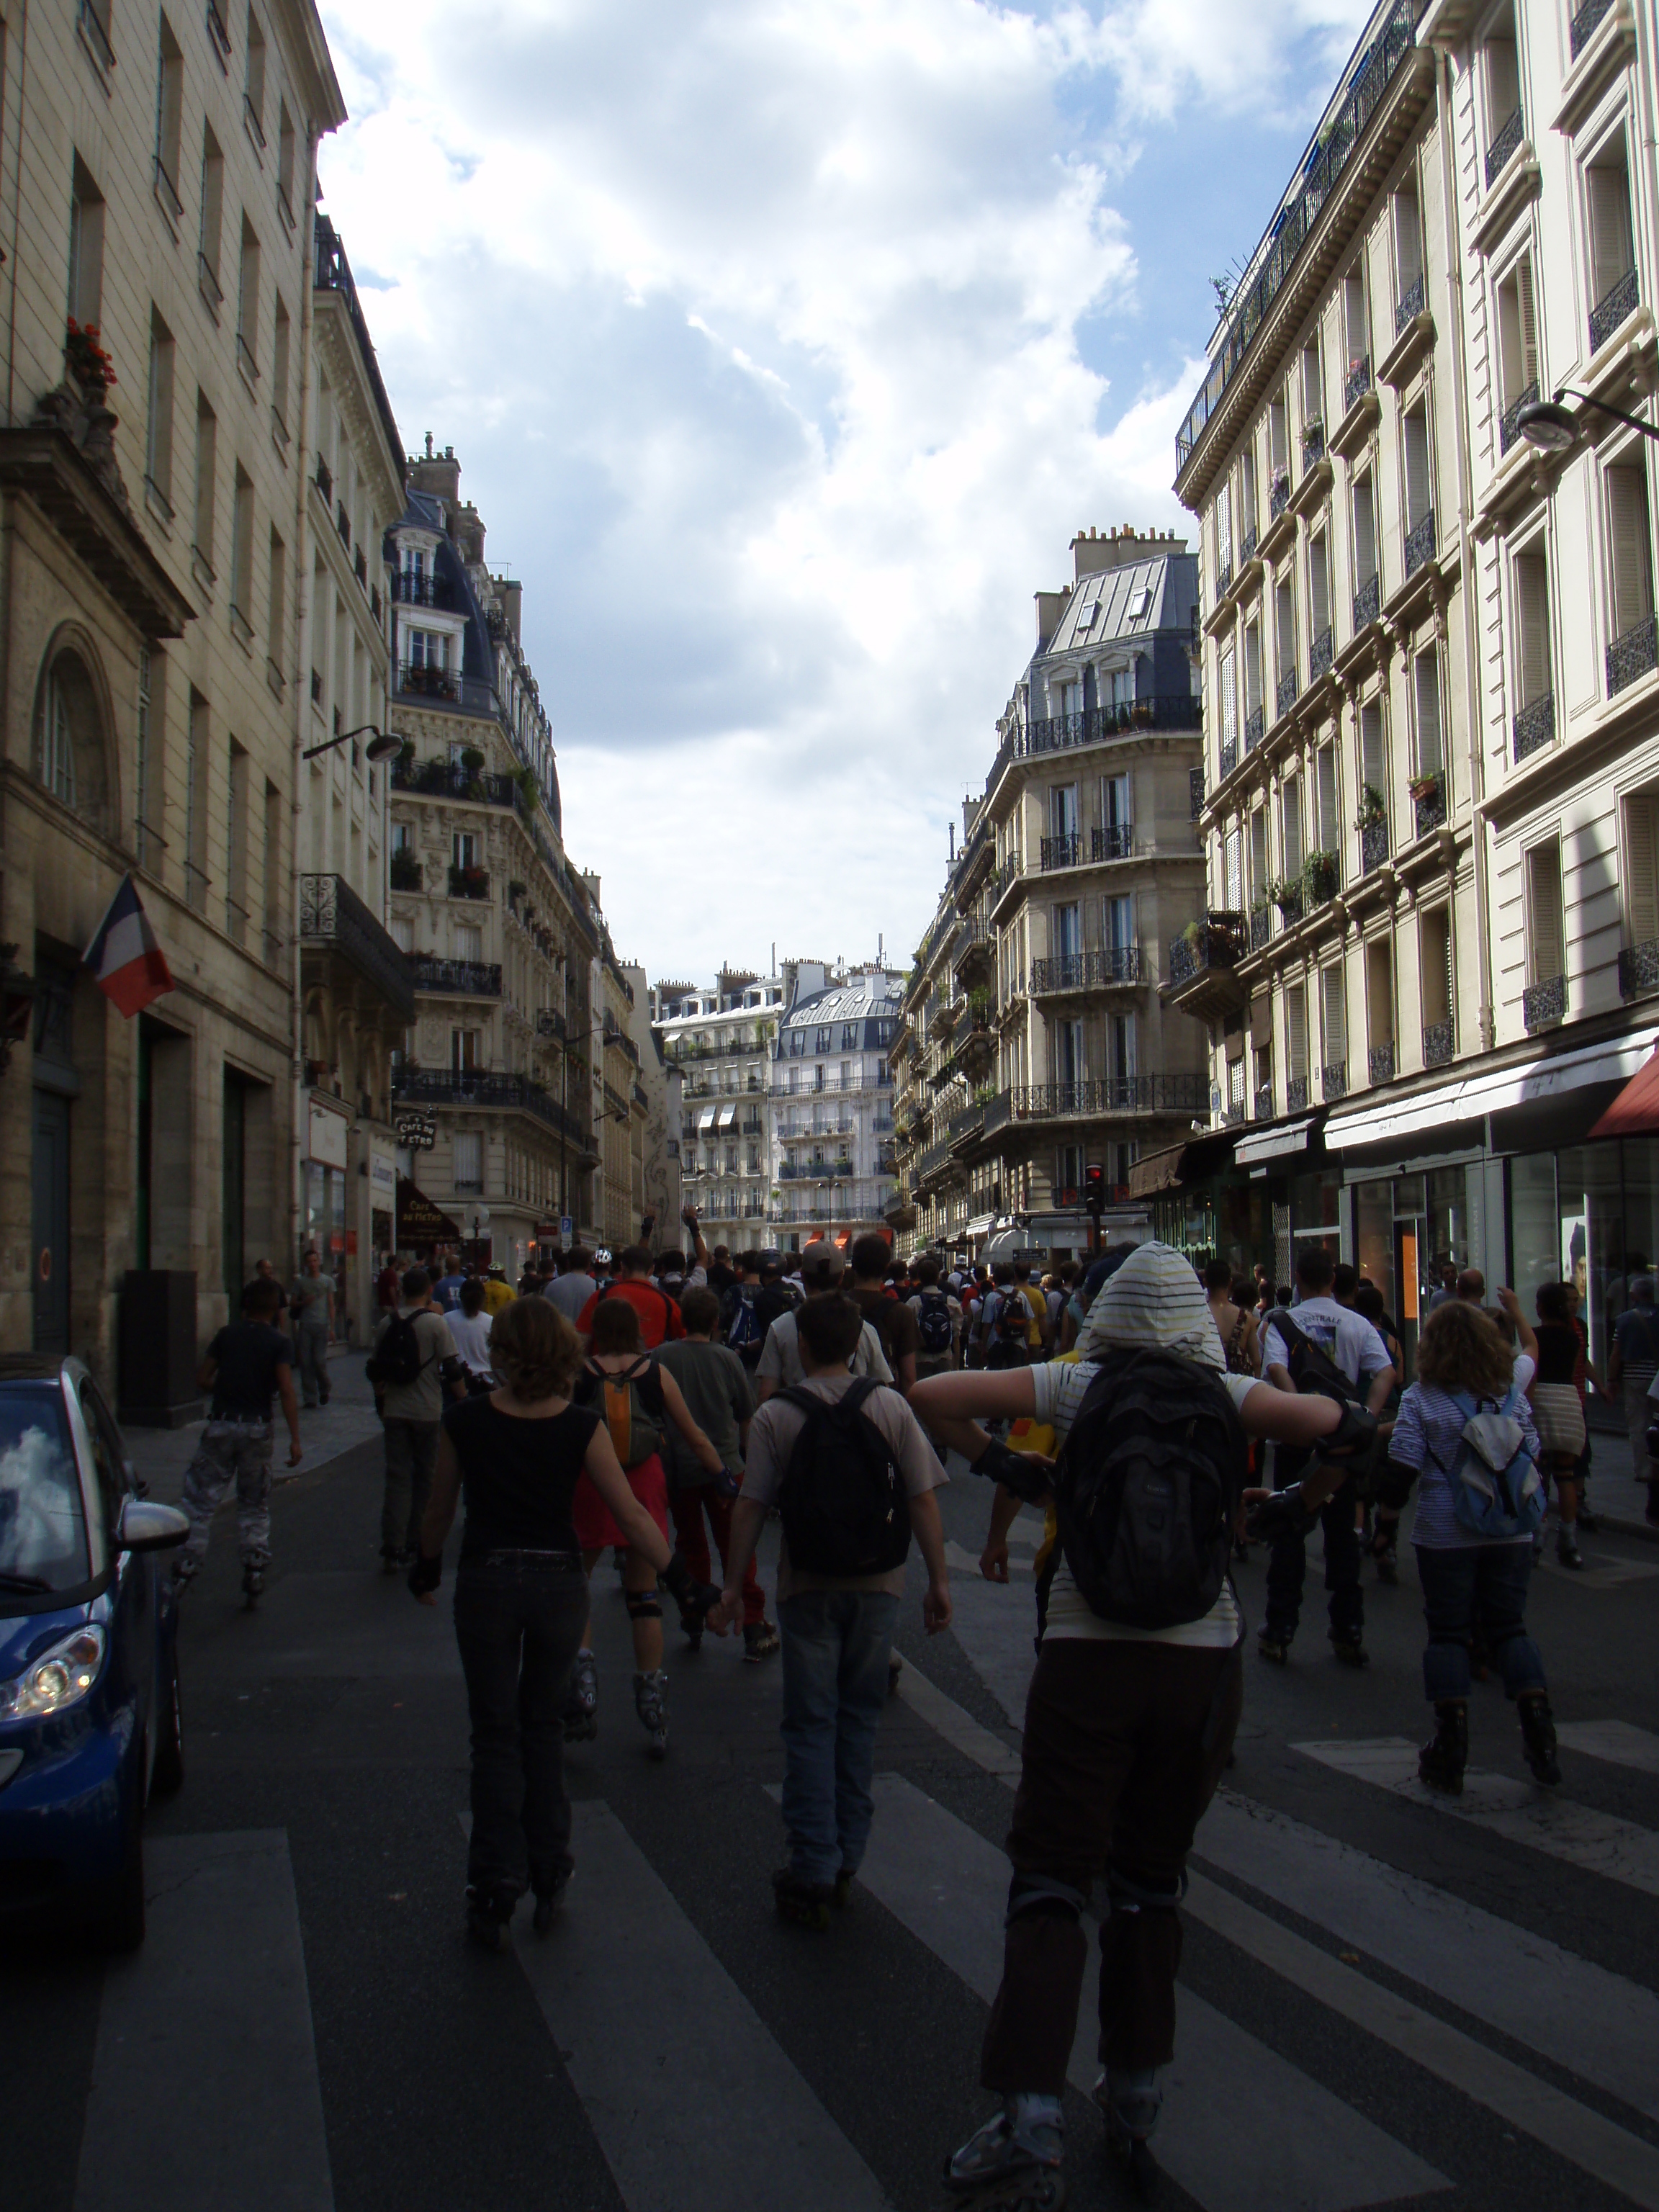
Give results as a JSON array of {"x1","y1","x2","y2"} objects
[
  {"x1": 396, "y1": 737, "x2": 415, "y2": 766},
  {"x1": 507, "y1": 878, "x2": 527, "y2": 904},
  {"x1": 1269, "y1": 878, "x2": 1302, "y2": 920},
  {"x1": 390, "y1": 848, "x2": 421, "y2": 891},
  {"x1": 64, "y1": 318, "x2": 117, "y2": 395},
  {"x1": 459, "y1": 744, "x2": 485, "y2": 778},
  {"x1": 1408, "y1": 769, "x2": 1441, "y2": 804},
  {"x1": 1354, "y1": 785, "x2": 1385, "y2": 831},
  {"x1": 1303, "y1": 850, "x2": 1340, "y2": 907},
  {"x1": 516, "y1": 766, "x2": 539, "y2": 810}
]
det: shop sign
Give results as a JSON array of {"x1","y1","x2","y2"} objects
[
  {"x1": 369, "y1": 1148, "x2": 397, "y2": 1200},
  {"x1": 307, "y1": 1094, "x2": 349, "y2": 1171}
]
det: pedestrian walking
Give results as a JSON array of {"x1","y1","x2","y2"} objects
[
  {"x1": 407, "y1": 1295, "x2": 724, "y2": 1950},
  {"x1": 575, "y1": 1243, "x2": 684, "y2": 1348},
  {"x1": 174, "y1": 1276, "x2": 302, "y2": 1605},
  {"x1": 849, "y1": 1233, "x2": 920, "y2": 1394},
  {"x1": 1607, "y1": 1274, "x2": 1659, "y2": 1519},
  {"x1": 907, "y1": 1254, "x2": 961, "y2": 1379},
  {"x1": 1369, "y1": 1299, "x2": 1558, "y2": 1793},
  {"x1": 1531, "y1": 1282, "x2": 1588, "y2": 1568},
  {"x1": 449, "y1": 1277, "x2": 498, "y2": 1393},
  {"x1": 755, "y1": 1242, "x2": 891, "y2": 1399},
  {"x1": 711, "y1": 1290, "x2": 951, "y2": 1928},
  {"x1": 545, "y1": 1246, "x2": 597, "y2": 1326},
  {"x1": 657, "y1": 1286, "x2": 778, "y2": 1660},
  {"x1": 369, "y1": 1266, "x2": 464, "y2": 1572},
  {"x1": 910, "y1": 1242, "x2": 1373, "y2": 2203},
  {"x1": 289, "y1": 1249, "x2": 334, "y2": 1408}
]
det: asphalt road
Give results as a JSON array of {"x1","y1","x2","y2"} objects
[{"x1": 7, "y1": 1430, "x2": 1659, "y2": 2212}]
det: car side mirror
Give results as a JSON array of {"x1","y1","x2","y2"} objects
[{"x1": 117, "y1": 1498, "x2": 190, "y2": 1553}]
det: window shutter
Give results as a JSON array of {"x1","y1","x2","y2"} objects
[
  {"x1": 1250, "y1": 990, "x2": 1273, "y2": 1047},
  {"x1": 1589, "y1": 161, "x2": 1633, "y2": 305},
  {"x1": 1310, "y1": 539, "x2": 1330, "y2": 635},
  {"x1": 1626, "y1": 796, "x2": 1659, "y2": 949},
  {"x1": 1354, "y1": 479, "x2": 1376, "y2": 582},
  {"x1": 1516, "y1": 553, "x2": 1551, "y2": 706},
  {"x1": 1226, "y1": 829, "x2": 1243, "y2": 909},
  {"x1": 1216, "y1": 482, "x2": 1231, "y2": 566},
  {"x1": 1317, "y1": 744, "x2": 1339, "y2": 855},
  {"x1": 1607, "y1": 463, "x2": 1654, "y2": 639},
  {"x1": 1286, "y1": 983, "x2": 1308, "y2": 1077},
  {"x1": 1321, "y1": 964, "x2": 1347, "y2": 1064},
  {"x1": 1529, "y1": 846, "x2": 1563, "y2": 982},
  {"x1": 1394, "y1": 189, "x2": 1422, "y2": 291},
  {"x1": 1361, "y1": 702, "x2": 1385, "y2": 799},
  {"x1": 1221, "y1": 652, "x2": 1238, "y2": 746},
  {"x1": 1517, "y1": 259, "x2": 1539, "y2": 390},
  {"x1": 1403, "y1": 411, "x2": 1431, "y2": 530},
  {"x1": 1283, "y1": 778, "x2": 1303, "y2": 874},
  {"x1": 1414, "y1": 650, "x2": 1443, "y2": 777}
]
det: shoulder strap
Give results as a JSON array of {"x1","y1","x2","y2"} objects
[
  {"x1": 1269, "y1": 1309, "x2": 1308, "y2": 1358},
  {"x1": 843, "y1": 1375, "x2": 883, "y2": 1416}
]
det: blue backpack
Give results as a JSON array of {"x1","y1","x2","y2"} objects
[
  {"x1": 723, "y1": 1285, "x2": 765, "y2": 1364},
  {"x1": 1429, "y1": 1388, "x2": 1545, "y2": 1539}
]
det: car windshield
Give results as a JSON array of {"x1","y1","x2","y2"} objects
[{"x1": 0, "y1": 1386, "x2": 89, "y2": 1593}]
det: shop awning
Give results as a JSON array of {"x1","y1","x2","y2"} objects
[
  {"x1": 1128, "y1": 1141, "x2": 1189, "y2": 1197},
  {"x1": 697, "y1": 1105, "x2": 718, "y2": 1130},
  {"x1": 716, "y1": 1102, "x2": 739, "y2": 1129},
  {"x1": 395, "y1": 1176, "x2": 460, "y2": 1242},
  {"x1": 1325, "y1": 1025, "x2": 1659, "y2": 1151},
  {"x1": 1588, "y1": 1046, "x2": 1659, "y2": 1138},
  {"x1": 1234, "y1": 1115, "x2": 1317, "y2": 1166}
]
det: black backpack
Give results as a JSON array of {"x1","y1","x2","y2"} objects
[
  {"x1": 915, "y1": 1290, "x2": 953, "y2": 1356},
  {"x1": 1265, "y1": 1310, "x2": 1381, "y2": 1489},
  {"x1": 724, "y1": 1285, "x2": 766, "y2": 1364},
  {"x1": 1049, "y1": 1349, "x2": 1246, "y2": 1628},
  {"x1": 777, "y1": 1380, "x2": 911, "y2": 1577},
  {"x1": 367, "y1": 1310, "x2": 427, "y2": 1389}
]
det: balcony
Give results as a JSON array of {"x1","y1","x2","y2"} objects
[
  {"x1": 1395, "y1": 274, "x2": 1425, "y2": 335},
  {"x1": 1352, "y1": 572, "x2": 1381, "y2": 632},
  {"x1": 1269, "y1": 472, "x2": 1291, "y2": 522},
  {"x1": 392, "y1": 757, "x2": 521, "y2": 809},
  {"x1": 1167, "y1": 913, "x2": 1248, "y2": 1020},
  {"x1": 1218, "y1": 739, "x2": 1238, "y2": 782},
  {"x1": 1094, "y1": 824, "x2": 1134, "y2": 862},
  {"x1": 447, "y1": 865, "x2": 490, "y2": 901},
  {"x1": 1321, "y1": 1063, "x2": 1349, "y2": 1102},
  {"x1": 1523, "y1": 974, "x2": 1567, "y2": 1032},
  {"x1": 392, "y1": 1069, "x2": 593, "y2": 1151},
  {"x1": 1040, "y1": 832, "x2": 1082, "y2": 872},
  {"x1": 1303, "y1": 424, "x2": 1326, "y2": 469},
  {"x1": 392, "y1": 570, "x2": 456, "y2": 609},
  {"x1": 1030, "y1": 948, "x2": 1144, "y2": 996},
  {"x1": 1244, "y1": 704, "x2": 1264, "y2": 752},
  {"x1": 1485, "y1": 104, "x2": 1524, "y2": 189},
  {"x1": 1249, "y1": 904, "x2": 1271, "y2": 952},
  {"x1": 1013, "y1": 696, "x2": 1202, "y2": 771},
  {"x1": 952, "y1": 922, "x2": 994, "y2": 987},
  {"x1": 1286, "y1": 1076, "x2": 1309, "y2": 1112},
  {"x1": 1216, "y1": 558, "x2": 1233, "y2": 599},
  {"x1": 412, "y1": 956, "x2": 501, "y2": 997},
  {"x1": 1512, "y1": 691, "x2": 1555, "y2": 765},
  {"x1": 298, "y1": 873, "x2": 415, "y2": 1022},
  {"x1": 1607, "y1": 613, "x2": 1658, "y2": 698},
  {"x1": 1276, "y1": 667, "x2": 1299, "y2": 719},
  {"x1": 1403, "y1": 508, "x2": 1437, "y2": 581},
  {"x1": 1570, "y1": 0, "x2": 1614, "y2": 56},
  {"x1": 389, "y1": 852, "x2": 423, "y2": 892},
  {"x1": 1344, "y1": 358, "x2": 1372, "y2": 415},
  {"x1": 1361, "y1": 818, "x2": 1389, "y2": 873},
  {"x1": 1254, "y1": 1084, "x2": 1274, "y2": 1120},
  {"x1": 1189, "y1": 765, "x2": 1205, "y2": 819},
  {"x1": 1590, "y1": 266, "x2": 1640, "y2": 355},
  {"x1": 315, "y1": 456, "x2": 332, "y2": 503},
  {"x1": 1239, "y1": 522, "x2": 1259, "y2": 565},
  {"x1": 1368, "y1": 1043, "x2": 1395, "y2": 1086},
  {"x1": 1499, "y1": 379, "x2": 1539, "y2": 457},
  {"x1": 1619, "y1": 940, "x2": 1659, "y2": 999},
  {"x1": 1412, "y1": 776, "x2": 1447, "y2": 839},
  {"x1": 917, "y1": 1136, "x2": 954, "y2": 1182},
  {"x1": 1007, "y1": 1075, "x2": 1209, "y2": 1122},
  {"x1": 1423, "y1": 1020, "x2": 1455, "y2": 1068},
  {"x1": 1308, "y1": 628, "x2": 1334, "y2": 683}
]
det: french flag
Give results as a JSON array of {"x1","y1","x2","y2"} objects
[{"x1": 84, "y1": 875, "x2": 174, "y2": 1017}]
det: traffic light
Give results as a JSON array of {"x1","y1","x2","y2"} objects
[{"x1": 1084, "y1": 1162, "x2": 1106, "y2": 1212}]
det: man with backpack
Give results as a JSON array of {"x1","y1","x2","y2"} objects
[
  {"x1": 719, "y1": 1251, "x2": 770, "y2": 1371},
  {"x1": 1009, "y1": 1255, "x2": 1051, "y2": 1359},
  {"x1": 575, "y1": 1244, "x2": 685, "y2": 1348},
  {"x1": 907, "y1": 1254, "x2": 961, "y2": 1377},
  {"x1": 710, "y1": 1292, "x2": 950, "y2": 1928},
  {"x1": 849, "y1": 1233, "x2": 920, "y2": 1394},
  {"x1": 658, "y1": 1287, "x2": 778, "y2": 1661},
  {"x1": 755, "y1": 1243, "x2": 892, "y2": 1399},
  {"x1": 1257, "y1": 1246, "x2": 1394, "y2": 1669},
  {"x1": 369, "y1": 1266, "x2": 465, "y2": 1571},
  {"x1": 1609, "y1": 1273, "x2": 1659, "y2": 1523},
  {"x1": 909, "y1": 1242, "x2": 1376, "y2": 2205}
]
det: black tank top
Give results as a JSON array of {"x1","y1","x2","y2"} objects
[
  {"x1": 1533, "y1": 1323, "x2": 1578, "y2": 1388},
  {"x1": 441, "y1": 1395, "x2": 600, "y2": 1557}
]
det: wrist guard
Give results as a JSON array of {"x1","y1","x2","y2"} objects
[
  {"x1": 974, "y1": 1436, "x2": 1052, "y2": 1503},
  {"x1": 1245, "y1": 1485, "x2": 1318, "y2": 1542},
  {"x1": 1321, "y1": 1403, "x2": 1380, "y2": 1461},
  {"x1": 1375, "y1": 1459, "x2": 1418, "y2": 1513},
  {"x1": 408, "y1": 1552, "x2": 442, "y2": 1597},
  {"x1": 660, "y1": 1550, "x2": 721, "y2": 1619}
]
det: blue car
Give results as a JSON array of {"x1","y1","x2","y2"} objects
[{"x1": 0, "y1": 1357, "x2": 188, "y2": 1949}]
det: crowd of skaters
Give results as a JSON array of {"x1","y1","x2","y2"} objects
[{"x1": 162, "y1": 1207, "x2": 1655, "y2": 2206}]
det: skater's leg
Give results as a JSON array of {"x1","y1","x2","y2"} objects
[
  {"x1": 667, "y1": 1484, "x2": 713, "y2": 1586},
  {"x1": 517, "y1": 1568, "x2": 588, "y2": 1896},
  {"x1": 703, "y1": 1488, "x2": 768, "y2": 1626},
  {"x1": 622, "y1": 1551, "x2": 664, "y2": 1671},
  {"x1": 831, "y1": 1591, "x2": 899, "y2": 1879},
  {"x1": 233, "y1": 1424, "x2": 274, "y2": 1570},
  {"x1": 381, "y1": 1419, "x2": 416, "y2": 1561},
  {"x1": 981, "y1": 1640, "x2": 1136, "y2": 2097},
  {"x1": 1321, "y1": 1483, "x2": 1364, "y2": 1653},
  {"x1": 778, "y1": 1591, "x2": 844, "y2": 1887},
  {"x1": 454, "y1": 1563, "x2": 531, "y2": 1907},
  {"x1": 405, "y1": 1420, "x2": 440, "y2": 1559},
  {"x1": 174, "y1": 1424, "x2": 238, "y2": 1585}
]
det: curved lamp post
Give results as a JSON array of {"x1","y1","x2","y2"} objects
[
  {"x1": 1516, "y1": 389, "x2": 1659, "y2": 454},
  {"x1": 303, "y1": 721, "x2": 404, "y2": 764}
]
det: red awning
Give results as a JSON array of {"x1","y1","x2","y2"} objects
[{"x1": 1588, "y1": 1046, "x2": 1659, "y2": 1138}]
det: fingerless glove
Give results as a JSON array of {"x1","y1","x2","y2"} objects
[
  {"x1": 973, "y1": 1437, "x2": 1053, "y2": 1503},
  {"x1": 1244, "y1": 1485, "x2": 1318, "y2": 1542},
  {"x1": 408, "y1": 1551, "x2": 443, "y2": 1597},
  {"x1": 660, "y1": 1549, "x2": 721, "y2": 1618}
]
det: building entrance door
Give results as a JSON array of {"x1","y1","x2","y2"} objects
[{"x1": 32, "y1": 1089, "x2": 70, "y2": 1354}]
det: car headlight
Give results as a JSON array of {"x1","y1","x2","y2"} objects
[{"x1": 0, "y1": 1624, "x2": 106, "y2": 1720}]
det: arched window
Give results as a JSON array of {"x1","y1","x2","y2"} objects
[
  {"x1": 38, "y1": 670, "x2": 76, "y2": 805},
  {"x1": 32, "y1": 645, "x2": 110, "y2": 821}
]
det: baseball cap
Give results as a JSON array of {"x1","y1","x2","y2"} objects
[{"x1": 800, "y1": 1241, "x2": 846, "y2": 1282}]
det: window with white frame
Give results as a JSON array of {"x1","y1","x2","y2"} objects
[
  {"x1": 1512, "y1": 544, "x2": 1554, "y2": 736},
  {"x1": 1413, "y1": 647, "x2": 1443, "y2": 782},
  {"x1": 453, "y1": 1129, "x2": 483, "y2": 1188},
  {"x1": 1586, "y1": 127, "x2": 1636, "y2": 346},
  {"x1": 1525, "y1": 840, "x2": 1565, "y2": 999},
  {"x1": 1495, "y1": 255, "x2": 1540, "y2": 439},
  {"x1": 1352, "y1": 475, "x2": 1377, "y2": 598},
  {"x1": 1403, "y1": 403, "x2": 1432, "y2": 534},
  {"x1": 1622, "y1": 792, "x2": 1659, "y2": 956},
  {"x1": 1604, "y1": 456, "x2": 1655, "y2": 688},
  {"x1": 1220, "y1": 648, "x2": 1238, "y2": 755},
  {"x1": 1285, "y1": 979, "x2": 1308, "y2": 1082},
  {"x1": 1320, "y1": 963, "x2": 1347, "y2": 1080}
]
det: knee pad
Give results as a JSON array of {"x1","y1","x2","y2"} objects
[
  {"x1": 1005, "y1": 1873, "x2": 1088, "y2": 1928},
  {"x1": 1107, "y1": 1864, "x2": 1184, "y2": 1915},
  {"x1": 625, "y1": 1589, "x2": 663, "y2": 1622}
]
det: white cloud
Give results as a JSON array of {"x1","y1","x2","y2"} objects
[{"x1": 318, "y1": 0, "x2": 1369, "y2": 979}]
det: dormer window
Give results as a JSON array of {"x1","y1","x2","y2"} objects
[{"x1": 1126, "y1": 586, "x2": 1153, "y2": 624}]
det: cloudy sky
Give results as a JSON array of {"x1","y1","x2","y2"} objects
[{"x1": 318, "y1": 0, "x2": 1372, "y2": 985}]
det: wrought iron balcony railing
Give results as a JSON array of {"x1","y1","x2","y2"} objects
[
  {"x1": 392, "y1": 1069, "x2": 591, "y2": 1148},
  {"x1": 1309, "y1": 627, "x2": 1334, "y2": 682},
  {"x1": 1244, "y1": 704, "x2": 1264, "y2": 752},
  {"x1": 1353, "y1": 572, "x2": 1381, "y2": 631},
  {"x1": 1485, "y1": 104, "x2": 1524, "y2": 189},
  {"x1": 1190, "y1": 765, "x2": 1205, "y2": 819},
  {"x1": 1362, "y1": 819, "x2": 1389, "y2": 873},
  {"x1": 1094, "y1": 824, "x2": 1134, "y2": 861},
  {"x1": 1286, "y1": 1076, "x2": 1310, "y2": 1112},
  {"x1": 1619, "y1": 938, "x2": 1659, "y2": 999},
  {"x1": 299, "y1": 872, "x2": 415, "y2": 1021},
  {"x1": 1218, "y1": 739, "x2": 1238, "y2": 781},
  {"x1": 1570, "y1": 0, "x2": 1614, "y2": 56},
  {"x1": 1249, "y1": 904, "x2": 1271, "y2": 952},
  {"x1": 1413, "y1": 778, "x2": 1447, "y2": 839},
  {"x1": 1368, "y1": 1043, "x2": 1395, "y2": 1086},
  {"x1": 1269, "y1": 472, "x2": 1291, "y2": 521},
  {"x1": 1344, "y1": 356, "x2": 1372, "y2": 413},
  {"x1": 1591, "y1": 266, "x2": 1640, "y2": 354},
  {"x1": 1239, "y1": 522, "x2": 1259, "y2": 565},
  {"x1": 392, "y1": 570, "x2": 455, "y2": 608},
  {"x1": 1008, "y1": 1076, "x2": 1208, "y2": 1120},
  {"x1": 1029, "y1": 948, "x2": 1143, "y2": 994},
  {"x1": 1423, "y1": 1020, "x2": 1455, "y2": 1067},
  {"x1": 1321, "y1": 1061, "x2": 1349, "y2": 1102},
  {"x1": 1395, "y1": 273, "x2": 1425, "y2": 333},
  {"x1": 448, "y1": 865, "x2": 490, "y2": 901},
  {"x1": 392, "y1": 757, "x2": 521, "y2": 809},
  {"x1": 1254, "y1": 1084, "x2": 1274, "y2": 1120},
  {"x1": 1404, "y1": 506, "x2": 1437, "y2": 579},
  {"x1": 1169, "y1": 914, "x2": 1246, "y2": 991},
  {"x1": 1499, "y1": 379, "x2": 1539, "y2": 456},
  {"x1": 1523, "y1": 973, "x2": 1567, "y2": 1031},
  {"x1": 1040, "y1": 832, "x2": 1082, "y2": 871},
  {"x1": 1608, "y1": 613, "x2": 1658, "y2": 697},
  {"x1": 1513, "y1": 690, "x2": 1555, "y2": 764},
  {"x1": 411, "y1": 957, "x2": 502, "y2": 997},
  {"x1": 1276, "y1": 667, "x2": 1299, "y2": 718}
]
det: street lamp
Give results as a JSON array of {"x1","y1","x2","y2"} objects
[
  {"x1": 303, "y1": 721, "x2": 404, "y2": 764},
  {"x1": 1516, "y1": 388, "x2": 1659, "y2": 455}
]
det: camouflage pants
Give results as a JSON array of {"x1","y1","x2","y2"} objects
[{"x1": 175, "y1": 1419, "x2": 274, "y2": 1584}]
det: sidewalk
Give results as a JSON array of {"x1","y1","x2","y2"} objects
[
  {"x1": 1583, "y1": 1412, "x2": 1659, "y2": 1543},
  {"x1": 127, "y1": 1345, "x2": 384, "y2": 1507}
]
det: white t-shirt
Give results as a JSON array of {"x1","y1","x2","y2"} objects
[
  {"x1": 757, "y1": 1310, "x2": 892, "y2": 1392},
  {"x1": 449, "y1": 1310, "x2": 495, "y2": 1376},
  {"x1": 1262, "y1": 1297, "x2": 1392, "y2": 1389},
  {"x1": 1028, "y1": 1359, "x2": 1259, "y2": 1649}
]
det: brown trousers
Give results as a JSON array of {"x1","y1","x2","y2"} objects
[{"x1": 981, "y1": 1634, "x2": 1242, "y2": 2094}]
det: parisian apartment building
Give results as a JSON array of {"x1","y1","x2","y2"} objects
[
  {"x1": 891, "y1": 526, "x2": 1208, "y2": 1263},
  {"x1": 1155, "y1": 0, "x2": 1659, "y2": 1382}
]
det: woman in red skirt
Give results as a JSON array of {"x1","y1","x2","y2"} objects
[{"x1": 566, "y1": 1297, "x2": 727, "y2": 1755}]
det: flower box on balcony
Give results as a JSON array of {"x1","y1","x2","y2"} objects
[
  {"x1": 1303, "y1": 852, "x2": 1339, "y2": 907},
  {"x1": 390, "y1": 850, "x2": 422, "y2": 891},
  {"x1": 448, "y1": 865, "x2": 490, "y2": 901}
]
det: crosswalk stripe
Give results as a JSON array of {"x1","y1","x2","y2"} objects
[
  {"x1": 1293, "y1": 1737, "x2": 1659, "y2": 1899},
  {"x1": 1557, "y1": 1719, "x2": 1659, "y2": 1775},
  {"x1": 1187, "y1": 1869, "x2": 1659, "y2": 2212},
  {"x1": 853, "y1": 1771, "x2": 1449, "y2": 2212},
  {"x1": 891, "y1": 1652, "x2": 1023, "y2": 1777},
  {"x1": 1197, "y1": 1791, "x2": 1659, "y2": 2124},
  {"x1": 74, "y1": 1831, "x2": 333, "y2": 2212},
  {"x1": 505, "y1": 1800, "x2": 891, "y2": 2212}
]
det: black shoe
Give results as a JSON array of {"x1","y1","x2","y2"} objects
[
  {"x1": 531, "y1": 1866, "x2": 572, "y2": 1934},
  {"x1": 241, "y1": 1563, "x2": 265, "y2": 1607},
  {"x1": 1575, "y1": 1507, "x2": 1599, "y2": 1533},
  {"x1": 1331, "y1": 1632, "x2": 1370, "y2": 1669},
  {"x1": 1419, "y1": 1701, "x2": 1467, "y2": 1794},
  {"x1": 1519, "y1": 1694, "x2": 1561, "y2": 1786},
  {"x1": 744, "y1": 1620, "x2": 781, "y2": 1663},
  {"x1": 466, "y1": 1886, "x2": 513, "y2": 1950},
  {"x1": 771, "y1": 1867, "x2": 834, "y2": 1930},
  {"x1": 832, "y1": 1868, "x2": 853, "y2": 1909},
  {"x1": 1557, "y1": 1529, "x2": 1584, "y2": 1570},
  {"x1": 1256, "y1": 1627, "x2": 1291, "y2": 1665}
]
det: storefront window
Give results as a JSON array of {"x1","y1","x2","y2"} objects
[
  {"x1": 1290, "y1": 1169, "x2": 1341, "y2": 1262},
  {"x1": 1556, "y1": 1143, "x2": 1622, "y2": 1368},
  {"x1": 1354, "y1": 1180, "x2": 1392, "y2": 1298}
]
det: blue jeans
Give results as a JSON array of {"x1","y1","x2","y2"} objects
[
  {"x1": 1416, "y1": 1542, "x2": 1546, "y2": 1705},
  {"x1": 778, "y1": 1589, "x2": 900, "y2": 1887}
]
